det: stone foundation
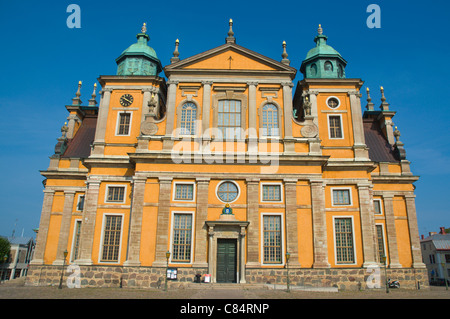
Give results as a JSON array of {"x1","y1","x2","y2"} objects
[{"x1": 26, "y1": 264, "x2": 429, "y2": 291}]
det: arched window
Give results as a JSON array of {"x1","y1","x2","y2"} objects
[
  {"x1": 180, "y1": 102, "x2": 197, "y2": 135},
  {"x1": 324, "y1": 61, "x2": 333, "y2": 72},
  {"x1": 262, "y1": 104, "x2": 279, "y2": 136}
]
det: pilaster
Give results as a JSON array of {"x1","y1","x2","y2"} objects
[
  {"x1": 405, "y1": 194, "x2": 426, "y2": 268},
  {"x1": 30, "y1": 189, "x2": 55, "y2": 265},
  {"x1": 284, "y1": 178, "x2": 301, "y2": 268},
  {"x1": 357, "y1": 183, "x2": 377, "y2": 267},
  {"x1": 310, "y1": 180, "x2": 330, "y2": 268},
  {"x1": 246, "y1": 178, "x2": 260, "y2": 268},
  {"x1": 163, "y1": 80, "x2": 179, "y2": 150},
  {"x1": 53, "y1": 190, "x2": 76, "y2": 265},
  {"x1": 382, "y1": 194, "x2": 402, "y2": 268},
  {"x1": 193, "y1": 177, "x2": 210, "y2": 268},
  {"x1": 92, "y1": 88, "x2": 112, "y2": 155}
]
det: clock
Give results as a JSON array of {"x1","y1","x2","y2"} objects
[{"x1": 119, "y1": 94, "x2": 134, "y2": 107}]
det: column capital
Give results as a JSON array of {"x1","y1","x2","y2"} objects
[
  {"x1": 167, "y1": 80, "x2": 179, "y2": 86},
  {"x1": 158, "y1": 176, "x2": 173, "y2": 183},
  {"x1": 196, "y1": 177, "x2": 211, "y2": 183},
  {"x1": 245, "y1": 177, "x2": 260, "y2": 184},
  {"x1": 247, "y1": 81, "x2": 258, "y2": 87},
  {"x1": 202, "y1": 80, "x2": 213, "y2": 86},
  {"x1": 281, "y1": 81, "x2": 294, "y2": 88}
]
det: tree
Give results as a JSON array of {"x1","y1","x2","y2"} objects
[{"x1": 0, "y1": 237, "x2": 10, "y2": 262}]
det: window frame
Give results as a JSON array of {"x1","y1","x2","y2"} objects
[
  {"x1": 331, "y1": 187, "x2": 353, "y2": 207},
  {"x1": 70, "y1": 219, "x2": 82, "y2": 262},
  {"x1": 373, "y1": 198, "x2": 383, "y2": 215},
  {"x1": 172, "y1": 182, "x2": 196, "y2": 202},
  {"x1": 333, "y1": 216, "x2": 357, "y2": 265},
  {"x1": 76, "y1": 194, "x2": 85, "y2": 212},
  {"x1": 179, "y1": 101, "x2": 199, "y2": 136},
  {"x1": 326, "y1": 96, "x2": 341, "y2": 109},
  {"x1": 260, "y1": 182, "x2": 283, "y2": 203},
  {"x1": 260, "y1": 212, "x2": 285, "y2": 266},
  {"x1": 259, "y1": 102, "x2": 281, "y2": 137},
  {"x1": 169, "y1": 211, "x2": 195, "y2": 264},
  {"x1": 375, "y1": 223, "x2": 387, "y2": 265},
  {"x1": 215, "y1": 180, "x2": 240, "y2": 204},
  {"x1": 105, "y1": 185, "x2": 127, "y2": 204},
  {"x1": 211, "y1": 91, "x2": 248, "y2": 141},
  {"x1": 98, "y1": 213, "x2": 124, "y2": 264},
  {"x1": 327, "y1": 114, "x2": 344, "y2": 139},
  {"x1": 115, "y1": 111, "x2": 133, "y2": 136}
]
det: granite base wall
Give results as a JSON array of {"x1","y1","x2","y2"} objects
[{"x1": 26, "y1": 265, "x2": 429, "y2": 291}]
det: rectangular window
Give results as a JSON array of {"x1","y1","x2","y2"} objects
[
  {"x1": 172, "y1": 214, "x2": 193, "y2": 263},
  {"x1": 263, "y1": 215, "x2": 282, "y2": 264},
  {"x1": 335, "y1": 217, "x2": 355, "y2": 264},
  {"x1": 107, "y1": 186, "x2": 125, "y2": 203},
  {"x1": 376, "y1": 225, "x2": 385, "y2": 263},
  {"x1": 77, "y1": 195, "x2": 85, "y2": 211},
  {"x1": 174, "y1": 184, "x2": 194, "y2": 201},
  {"x1": 218, "y1": 99, "x2": 241, "y2": 139},
  {"x1": 332, "y1": 189, "x2": 351, "y2": 206},
  {"x1": 262, "y1": 184, "x2": 282, "y2": 202},
  {"x1": 329, "y1": 115, "x2": 343, "y2": 139},
  {"x1": 101, "y1": 215, "x2": 122, "y2": 262},
  {"x1": 374, "y1": 199, "x2": 382, "y2": 214},
  {"x1": 71, "y1": 220, "x2": 82, "y2": 262},
  {"x1": 117, "y1": 113, "x2": 131, "y2": 135}
]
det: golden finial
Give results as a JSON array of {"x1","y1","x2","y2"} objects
[
  {"x1": 141, "y1": 22, "x2": 147, "y2": 33},
  {"x1": 318, "y1": 24, "x2": 323, "y2": 35}
]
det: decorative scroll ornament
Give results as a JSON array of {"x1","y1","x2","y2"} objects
[
  {"x1": 301, "y1": 123, "x2": 319, "y2": 138},
  {"x1": 141, "y1": 120, "x2": 158, "y2": 135}
]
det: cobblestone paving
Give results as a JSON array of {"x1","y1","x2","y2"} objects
[{"x1": 0, "y1": 278, "x2": 449, "y2": 299}]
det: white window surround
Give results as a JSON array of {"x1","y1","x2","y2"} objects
[
  {"x1": 373, "y1": 198, "x2": 383, "y2": 215},
  {"x1": 375, "y1": 223, "x2": 388, "y2": 265},
  {"x1": 104, "y1": 184, "x2": 127, "y2": 204},
  {"x1": 115, "y1": 111, "x2": 133, "y2": 136},
  {"x1": 98, "y1": 213, "x2": 125, "y2": 264},
  {"x1": 172, "y1": 181, "x2": 196, "y2": 202},
  {"x1": 327, "y1": 113, "x2": 344, "y2": 140},
  {"x1": 70, "y1": 219, "x2": 82, "y2": 263},
  {"x1": 169, "y1": 210, "x2": 196, "y2": 264},
  {"x1": 260, "y1": 182, "x2": 283, "y2": 203},
  {"x1": 331, "y1": 187, "x2": 353, "y2": 207},
  {"x1": 326, "y1": 96, "x2": 341, "y2": 109},
  {"x1": 332, "y1": 215, "x2": 357, "y2": 265},
  {"x1": 215, "y1": 180, "x2": 240, "y2": 204},
  {"x1": 260, "y1": 212, "x2": 285, "y2": 266},
  {"x1": 76, "y1": 194, "x2": 85, "y2": 211}
]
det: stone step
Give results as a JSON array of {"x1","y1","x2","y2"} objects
[{"x1": 185, "y1": 283, "x2": 268, "y2": 290}]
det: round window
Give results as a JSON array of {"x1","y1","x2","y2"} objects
[
  {"x1": 217, "y1": 181, "x2": 239, "y2": 203},
  {"x1": 327, "y1": 97, "x2": 340, "y2": 109}
]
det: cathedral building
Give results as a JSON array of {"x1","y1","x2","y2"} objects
[{"x1": 27, "y1": 21, "x2": 427, "y2": 289}]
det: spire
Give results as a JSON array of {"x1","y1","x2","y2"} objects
[
  {"x1": 365, "y1": 87, "x2": 375, "y2": 111},
  {"x1": 71, "y1": 81, "x2": 82, "y2": 105},
  {"x1": 171, "y1": 39, "x2": 180, "y2": 63},
  {"x1": 88, "y1": 83, "x2": 98, "y2": 106},
  {"x1": 380, "y1": 86, "x2": 390, "y2": 111},
  {"x1": 226, "y1": 19, "x2": 235, "y2": 44},
  {"x1": 281, "y1": 41, "x2": 290, "y2": 65}
]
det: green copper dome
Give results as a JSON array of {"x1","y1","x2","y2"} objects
[
  {"x1": 300, "y1": 25, "x2": 347, "y2": 79},
  {"x1": 116, "y1": 23, "x2": 162, "y2": 76}
]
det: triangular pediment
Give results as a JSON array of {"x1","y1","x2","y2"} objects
[{"x1": 164, "y1": 43, "x2": 296, "y2": 77}]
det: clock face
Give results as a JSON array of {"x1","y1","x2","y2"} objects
[{"x1": 120, "y1": 94, "x2": 134, "y2": 107}]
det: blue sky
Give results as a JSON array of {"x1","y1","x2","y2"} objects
[{"x1": 0, "y1": 0, "x2": 448, "y2": 239}]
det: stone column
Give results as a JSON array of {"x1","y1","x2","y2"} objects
[
  {"x1": 348, "y1": 91, "x2": 368, "y2": 160},
  {"x1": 53, "y1": 190, "x2": 76, "y2": 265},
  {"x1": 163, "y1": 80, "x2": 179, "y2": 150},
  {"x1": 247, "y1": 82, "x2": 258, "y2": 153},
  {"x1": 124, "y1": 176, "x2": 147, "y2": 266},
  {"x1": 246, "y1": 178, "x2": 260, "y2": 267},
  {"x1": 201, "y1": 81, "x2": 213, "y2": 137},
  {"x1": 311, "y1": 180, "x2": 330, "y2": 268},
  {"x1": 306, "y1": 90, "x2": 319, "y2": 127},
  {"x1": 30, "y1": 189, "x2": 55, "y2": 265},
  {"x1": 92, "y1": 88, "x2": 112, "y2": 155},
  {"x1": 193, "y1": 177, "x2": 210, "y2": 268},
  {"x1": 239, "y1": 226, "x2": 247, "y2": 283},
  {"x1": 405, "y1": 194, "x2": 426, "y2": 268},
  {"x1": 140, "y1": 88, "x2": 152, "y2": 123},
  {"x1": 282, "y1": 82, "x2": 295, "y2": 153},
  {"x1": 152, "y1": 177, "x2": 173, "y2": 267},
  {"x1": 357, "y1": 183, "x2": 378, "y2": 267},
  {"x1": 284, "y1": 178, "x2": 301, "y2": 267},
  {"x1": 383, "y1": 194, "x2": 402, "y2": 268},
  {"x1": 75, "y1": 179, "x2": 101, "y2": 265}
]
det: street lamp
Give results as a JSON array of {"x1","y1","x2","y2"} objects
[
  {"x1": 164, "y1": 251, "x2": 171, "y2": 291},
  {"x1": 58, "y1": 250, "x2": 68, "y2": 289},
  {"x1": 381, "y1": 255, "x2": 389, "y2": 293},
  {"x1": 285, "y1": 252, "x2": 290, "y2": 293}
]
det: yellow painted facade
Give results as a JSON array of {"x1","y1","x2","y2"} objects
[{"x1": 28, "y1": 22, "x2": 427, "y2": 289}]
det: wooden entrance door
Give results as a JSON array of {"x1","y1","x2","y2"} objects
[{"x1": 216, "y1": 239, "x2": 237, "y2": 283}]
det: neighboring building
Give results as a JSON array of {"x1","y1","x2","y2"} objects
[
  {"x1": 0, "y1": 236, "x2": 35, "y2": 281},
  {"x1": 421, "y1": 227, "x2": 450, "y2": 285},
  {"x1": 27, "y1": 22, "x2": 427, "y2": 290}
]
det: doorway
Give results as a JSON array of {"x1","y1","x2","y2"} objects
[{"x1": 216, "y1": 239, "x2": 237, "y2": 283}]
